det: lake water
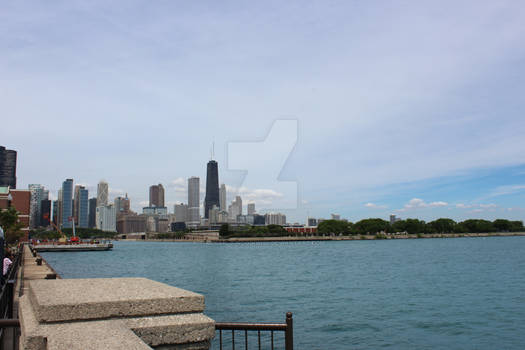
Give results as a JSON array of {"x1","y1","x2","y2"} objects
[{"x1": 41, "y1": 237, "x2": 525, "y2": 349}]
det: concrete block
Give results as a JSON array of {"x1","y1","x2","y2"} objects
[
  {"x1": 28, "y1": 278, "x2": 205, "y2": 322},
  {"x1": 126, "y1": 313, "x2": 215, "y2": 347}
]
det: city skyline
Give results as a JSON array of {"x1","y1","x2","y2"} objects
[{"x1": 2, "y1": 1, "x2": 525, "y2": 222}]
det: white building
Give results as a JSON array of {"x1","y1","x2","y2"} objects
[
  {"x1": 331, "y1": 213, "x2": 341, "y2": 220},
  {"x1": 29, "y1": 184, "x2": 48, "y2": 228},
  {"x1": 228, "y1": 196, "x2": 242, "y2": 221},
  {"x1": 247, "y1": 203, "x2": 255, "y2": 215},
  {"x1": 174, "y1": 203, "x2": 188, "y2": 223},
  {"x1": 96, "y1": 204, "x2": 116, "y2": 232},
  {"x1": 265, "y1": 213, "x2": 286, "y2": 226},
  {"x1": 219, "y1": 184, "x2": 227, "y2": 211},
  {"x1": 97, "y1": 180, "x2": 109, "y2": 207},
  {"x1": 187, "y1": 177, "x2": 200, "y2": 226}
]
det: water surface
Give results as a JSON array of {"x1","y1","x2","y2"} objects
[{"x1": 41, "y1": 237, "x2": 525, "y2": 349}]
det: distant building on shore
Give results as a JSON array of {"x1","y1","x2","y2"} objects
[
  {"x1": 96, "y1": 204, "x2": 116, "y2": 232},
  {"x1": 187, "y1": 177, "x2": 200, "y2": 227},
  {"x1": 61, "y1": 179, "x2": 74, "y2": 228},
  {"x1": 265, "y1": 212, "x2": 286, "y2": 226},
  {"x1": 331, "y1": 213, "x2": 341, "y2": 220},
  {"x1": 219, "y1": 184, "x2": 227, "y2": 211},
  {"x1": 97, "y1": 180, "x2": 109, "y2": 207},
  {"x1": 0, "y1": 146, "x2": 17, "y2": 189},
  {"x1": 149, "y1": 184, "x2": 165, "y2": 207},
  {"x1": 204, "y1": 160, "x2": 220, "y2": 219},
  {"x1": 247, "y1": 203, "x2": 255, "y2": 215},
  {"x1": 88, "y1": 198, "x2": 97, "y2": 228}
]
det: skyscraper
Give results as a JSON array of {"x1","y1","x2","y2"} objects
[
  {"x1": 0, "y1": 146, "x2": 17, "y2": 188},
  {"x1": 149, "y1": 184, "x2": 165, "y2": 207},
  {"x1": 29, "y1": 184, "x2": 47, "y2": 228},
  {"x1": 78, "y1": 187, "x2": 89, "y2": 228},
  {"x1": 204, "y1": 160, "x2": 219, "y2": 219},
  {"x1": 228, "y1": 196, "x2": 242, "y2": 221},
  {"x1": 219, "y1": 184, "x2": 227, "y2": 211},
  {"x1": 187, "y1": 176, "x2": 200, "y2": 226},
  {"x1": 174, "y1": 203, "x2": 188, "y2": 223},
  {"x1": 40, "y1": 199, "x2": 51, "y2": 227},
  {"x1": 61, "y1": 179, "x2": 74, "y2": 228},
  {"x1": 114, "y1": 194, "x2": 130, "y2": 214},
  {"x1": 247, "y1": 203, "x2": 256, "y2": 215},
  {"x1": 88, "y1": 198, "x2": 97, "y2": 228},
  {"x1": 97, "y1": 180, "x2": 109, "y2": 208}
]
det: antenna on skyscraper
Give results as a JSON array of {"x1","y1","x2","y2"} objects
[{"x1": 211, "y1": 140, "x2": 215, "y2": 160}]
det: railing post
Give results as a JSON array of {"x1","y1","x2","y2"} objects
[
  {"x1": 6, "y1": 280, "x2": 14, "y2": 318},
  {"x1": 285, "y1": 312, "x2": 293, "y2": 350}
]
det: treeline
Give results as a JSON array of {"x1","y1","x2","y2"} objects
[
  {"x1": 30, "y1": 227, "x2": 118, "y2": 240},
  {"x1": 317, "y1": 218, "x2": 525, "y2": 235},
  {"x1": 219, "y1": 224, "x2": 288, "y2": 238}
]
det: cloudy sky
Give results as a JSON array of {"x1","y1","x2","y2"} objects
[{"x1": 2, "y1": 1, "x2": 525, "y2": 223}]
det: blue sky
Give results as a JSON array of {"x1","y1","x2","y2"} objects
[{"x1": 1, "y1": 1, "x2": 525, "y2": 223}]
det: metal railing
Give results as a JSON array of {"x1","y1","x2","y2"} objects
[
  {"x1": 215, "y1": 312, "x2": 293, "y2": 350},
  {"x1": 0, "y1": 246, "x2": 23, "y2": 350}
]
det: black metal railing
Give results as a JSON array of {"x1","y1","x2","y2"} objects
[
  {"x1": 0, "y1": 245, "x2": 23, "y2": 350},
  {"x1": 215, "y1": 312, "x2": 293, "y2": 350}
]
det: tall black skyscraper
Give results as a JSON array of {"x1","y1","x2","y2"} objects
[
  {"x1": 204, "y1": 160, "x2": 219, "y2": 218},
  {"x1": 0, "y1": 146, "x2": 17, "y2": 188}
]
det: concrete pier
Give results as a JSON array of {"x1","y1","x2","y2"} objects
[{"x1": 17, "y1": 246, "x2": 216, "y2": 349}]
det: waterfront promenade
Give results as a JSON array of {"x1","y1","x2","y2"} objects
[{"x1": 14, "y1": 245, "x2": 216, "y2": 350}]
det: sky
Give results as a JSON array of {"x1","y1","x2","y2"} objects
[{"x1": 1, "y1": 0, "x2": 525, "y2": 223}]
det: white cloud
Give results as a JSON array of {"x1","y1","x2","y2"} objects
[
  {"x1": 364, "y1": 202, "x2": 387, "y2": 209},
  {"x1": 397, "y1": 198, "x2": 448, "y2": 212},
  {"x1": 171, "y1": 177, "x2": 186, "y2": 187},
  {"x1": 489, "y1": 185, "x2": 525, "y2": 197}
]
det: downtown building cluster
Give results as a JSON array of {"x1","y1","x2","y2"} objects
[{"x1": 1, "y1": 146, "x2": 289, "y2": 236}]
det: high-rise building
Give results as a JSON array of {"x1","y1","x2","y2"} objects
[
  {"x1": 52, "y1": 200, "x2": 58, "y2": 225},
  {"x1": 174, "y1": 203, "x2": 188, "y2": 223},
  {"x1": 88, "y1": 198, "x2": 97, "y2": 228},
  {"x1": 114, "y1": 194, "x2": 130, "y2": 215},
  {"x1": 228, "y1": 196, "x2": 242, "y2": 221},
  {"x1": 247, "y1": 203, "x2": 256, "y2": 215},
  {"x1": 57, "y1": 189, "x2": 63, "y2": 226},
  {"x1": 265, "y1": 213, "x2": 286, "y2": 226},
  {"x1": 61, "y1": 179, "x2": 74, "y2": 228},
  {"x1": 331, "y1": 214, "x2": 341, "y2": 220},
  {"x1": 40, "y1": 199, "x2": 51, "y2": 227},
  {"x1": 0, "y1": 146, "x2": 17, "y2": 188},
  {"x1": 96, "y1": 204, "x2": 116, "y2": 232},
  {"x1": 29, "y1": 184, "x2": 47, "y2": 228},
  {"x1": 307, "y1": 218, "x2": 318, "y2": 227},
  {"x1": 97, "y1": 180, "x2": 109, "y2": 208},
  {"x1": 219, "y1": 184, "x2": 227, "y2": 211},
  {"x1": 78, "y1": 187, "x2": 89, "y2": 228},
  {"x1": 187, "y1": 177, "x2": 200, "y2": 226},
  {"x1": 204, "y1": 160, "x2": 219, "y2": 218},
  {"x1": 149, "y1": 184, "x2": 165, "y2": 207}
]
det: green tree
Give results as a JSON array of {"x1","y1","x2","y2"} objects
[
  {"x1": 493, "y1": 219, "x2": 511, "y2": 232},
  {"x1": 219, "y1": 224, "x2": 230, "y2": 237},
  {"x1": 460, "y1": 219, "x2": 495, "y2": 233},
  {"x1": 317, "y1": 220, "x2": 351, "y2": 235},
  {"x1": 429, "y1": 218, "x2": 456, "y2": 233},
  {"x1": 353, "y1": 218, "x2": 389, "y2": 235},
  {"x1": 0, "y1": 207, "x2": 25, "y2": 244}
]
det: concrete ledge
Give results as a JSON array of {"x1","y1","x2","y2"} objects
[
  {"x1": 28, "y1": 278, "x2": 205, "y2": 322},
  {"x1": 20, "y1": 278, "x2": 215, "y2": 349},
  {"x1": 126, "y1": 313, "x2": 215, "y2": 347}
]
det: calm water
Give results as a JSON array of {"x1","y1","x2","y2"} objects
[{"x1": 41, "y1": 237, "x2": 525, "y2": 349}]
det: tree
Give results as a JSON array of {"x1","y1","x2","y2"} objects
[
  {"x1": 219, "y1": 224, "x2": 230, "y2": 237},
  {"x1": 429, "y1": 218, "x2": 456, "y2": 234},
  {"x1": 317, "y1": 220, "x2": 351, "y2": 235},
  {"x1": 493, "y1": 219, "x2": 511, "y2": 232},
  {"x1": 353, "y1": 218, "x2": 389, "y2": 235},
  {"x1": 0, "y1": 207, "x2": 24, "y2": 244},
  {"x1": 460, "y1": 219, "x2": 495, "y2": 233}
]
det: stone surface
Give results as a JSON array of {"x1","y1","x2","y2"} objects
[
  {"x1": 126, "y1": 313, "x2": 215, "y2": 346},
  {"x1": 28, "y1": 278, "x2": 205, "y2": 322}
]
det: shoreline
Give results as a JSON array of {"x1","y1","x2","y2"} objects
[{"x1": 124, "y1": 232, "x2": 525, "y2": 243}]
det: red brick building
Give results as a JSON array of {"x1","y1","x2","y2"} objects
[{"x1": 0, "y1": 186, "x2": 31, "y2": 241}]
